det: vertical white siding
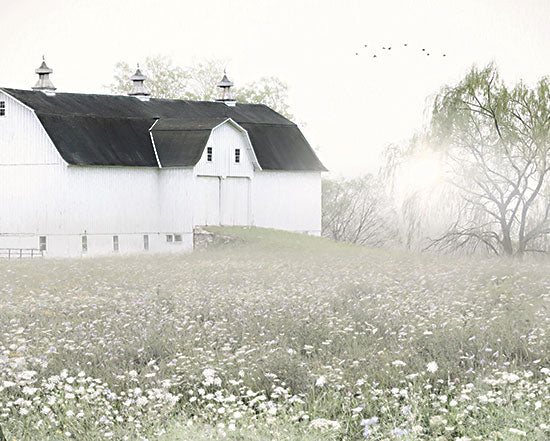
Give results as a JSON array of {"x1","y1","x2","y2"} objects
[
  {"x1": 220, "y1": 177, "x2": 251, "y2": 226},
  {"x1": 158, "y1": 168, "x2": 194, "y2": 233},
  {"x1": 252, "y1": 171, "x2": 322, "y2": 235},
  {"x1": 194, "y1": 176, "x2": 220, "y2": 226}
]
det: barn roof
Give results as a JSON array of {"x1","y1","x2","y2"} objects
[{"x1": 1, "y1": 88, "x2": 327, "y2": 171}]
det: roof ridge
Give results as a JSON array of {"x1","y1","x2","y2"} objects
[
  {"x1": 2, "y1": 87, "x2": 267, "y2": 106},
  {"x1": 35, "y1": 112, "x2": 157, "y2": 120}
]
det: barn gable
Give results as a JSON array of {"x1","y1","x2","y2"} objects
[
  {"x1": 194, "y1": 119, "x2": 259, "y2": 176},
  {"x1": 0, "y1": 89, "x2": 64, "y2": 166}
]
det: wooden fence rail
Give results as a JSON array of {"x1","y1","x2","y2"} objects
[{"x1": 0, "y1": 248, "x2": 43, "y2": 259}]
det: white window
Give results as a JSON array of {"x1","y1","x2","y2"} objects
[
  {"x1": 235, "y1": 148, "x2": 240, "y2": 163},
  {"x1": 113, "y1": 235, "x2": 119, "y2": 252},
  {"x1": 0, "y1": 101, "x2": 5, "y2": 117},
  {"x1": 39, "y1": 236, "x2": 47, "y2": 252},
  {"x1": 82, "y1": 235, "x2": 88, "y2": 253},
  {"x1": 207, "y1": 147, "x2": 213, "y2": 162},
  {"x1": 143, "y1": 234, "x2": 149, "y2": 250},
  {"x1": 174, "y1": 234, "x2": 182, "y2": 242},
  {"x1": 166, "y1": 234, "x2": 173, "y2": 242}
]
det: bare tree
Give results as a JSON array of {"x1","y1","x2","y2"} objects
[
  {"x1": 425, "y1": 64, "x2": 550, "y2": 256},
  {"x1": 322, "y1": 175, "x2": 399, "y2": 247}
]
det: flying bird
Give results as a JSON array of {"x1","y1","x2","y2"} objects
[{"x1": 354, "y1": 41, "x2": 448, "y2": 60}]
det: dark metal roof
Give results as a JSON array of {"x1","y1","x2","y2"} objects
[
  {"x1": 1, "y1": 88, "x2": 327, "y2": 171},
  {"x1": 151, "y1": 118, "x2": 225, "y2": 167},
  {"x1": 38, "y1": 115, "x2": 157, "y2": 166}
]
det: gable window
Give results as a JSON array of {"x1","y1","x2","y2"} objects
[
  {"x1": 113, "y1": 235, "x2": 119, "y2": 252},
  {"x1": 207, "y1": 147, "x2": 213, "y2": 162},
  {"x1": 39, "y1": 236, "x2": 47, "y2": 252},
  {"x1": 235, "y1": 148, "x2": 241, "y2": 163},
  {"x1": 143, "y1": 234, "x2": 149, "y2": 251},
  {"x1": 166, "y1": 234, "x2": 173, "y2": 242},
  {"x1": 0, "y1": 101, "x2": 5, "y2": 117},
  {"x1": 82, "y1": 235, "x2": 88, "y2": 253}
]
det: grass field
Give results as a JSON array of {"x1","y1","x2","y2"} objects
[{"x1": 0, "y1": 227, "x2": 548, "y2": 440}]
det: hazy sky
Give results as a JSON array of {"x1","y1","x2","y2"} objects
[{"x1": 1, "y1": 0, "x2": 550, "y2": 176}]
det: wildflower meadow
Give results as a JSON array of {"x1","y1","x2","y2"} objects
[{"x1": 0, "y1": 228, "x2": 548, "y2": 440}]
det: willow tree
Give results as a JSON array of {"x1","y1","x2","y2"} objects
[{"x1": 429, "y1": 64, "x2": 550, "y2": 256}]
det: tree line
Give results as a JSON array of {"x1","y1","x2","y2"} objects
[{"x1": 323, "y1": 63, "x2": 550, "y2": 257}]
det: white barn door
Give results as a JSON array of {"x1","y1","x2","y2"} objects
[
  {"x1": 195, "y1": 176, "x2": 220, "y2": 226},
  {"x1": 220, "y1": 177, "x2": 250, "y2": 226}
]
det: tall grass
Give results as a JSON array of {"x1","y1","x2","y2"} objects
[{"x1": 0, "y1": 228, "x2": 548, "y2": 440}]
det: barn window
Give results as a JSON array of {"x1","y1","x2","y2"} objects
[
  {"x1": 113, "y1": 235, "x2": 119, "y2": 252},
  {"x1": 207, "y1": 147, "x2": 213, "y2": 162},
  {"x1": 39, "y1": 236, "x2": 47, "y2": 252},
  {"x1": 174, "y1": 234, "x2": 182, "y2": 242},
  {"x1": 82, "y1": 235, "x2": 88, "y2": 253},
  {"x1": 166, "y1": 234, "x2": 173, "y2": 242},
  {"x1": 143, "y1": 234, "x2": 149, "y2": 250},
  {"x1": 0, "y1": 101, "x2": 5, "y2": 117},
  {"x1": 235, "y1": 148, "x2": 240, "y2": 163}
]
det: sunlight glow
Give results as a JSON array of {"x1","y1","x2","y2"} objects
[{"x1": 396, "y1": 150, "x2": 445, "y2": 200}]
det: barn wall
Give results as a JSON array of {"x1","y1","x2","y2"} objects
[
  {"x1": 0, "y1": 163, "x2": 194, "y2": 256},
  {"x1": 252, "y1": 171, "x2": 322, "y2": 235},
  {"x1": 158, "y1": 168, "x2": 194, "y2": 233}
]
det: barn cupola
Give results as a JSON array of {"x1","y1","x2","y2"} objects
[
  {"x1": 129, "y1": 64, "x2": 150, "y2": 101},
  {"x1": 32, "y1": 57, "x2": 56, "y2": 96},
  {"x1": 216, "y1": 71, "x2": 236, "y2": 107}
]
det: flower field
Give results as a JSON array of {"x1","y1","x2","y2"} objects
[{"x1": 0, "y1": 227, "x2": 548, "y2": 440}]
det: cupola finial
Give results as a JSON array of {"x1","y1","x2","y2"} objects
[
  {"x1": 216, "y1": 70, "x2": 236, "y2": 106},
  {"x1": 129, "y1": 64, "x2": 150, "y2": 101},
  {"x1": 32, "y1": 57, "x2": 56, "y2": 95}
]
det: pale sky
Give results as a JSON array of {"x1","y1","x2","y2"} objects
[{"x1": 1, "y1": 0, "x2": 550, "y2": 176}]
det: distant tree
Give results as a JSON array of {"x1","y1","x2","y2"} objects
[
  {"x1": 235, "y1": 76, "x2": 293, "y2": 120},
  {"x1": 384, "y1": 64, "x2": 550, "y2": 256},
  {"x1": 108, "y1": 55, "x2": 293, "y2": 119},
  {"x1": 427, "y1": 64, "x2": 550, "y2": 256},
  {"x1": 109, "y1": 55, "x2": 193, "y2": 100},
  {"x1": 322, "y1": 175, "x2": 399, "y2": 247}
]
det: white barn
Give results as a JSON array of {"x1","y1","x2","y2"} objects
[{"x1": 0, "y1": 61, "x2": 326, "y2": 257}]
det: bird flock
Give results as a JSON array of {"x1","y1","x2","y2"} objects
[{"x1": 355, "y1": 43, "x2": 447, "y2": 59}]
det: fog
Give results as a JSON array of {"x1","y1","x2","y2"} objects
[{"x1": 1, "y1": 3, "x2": 549, "y2": 440}]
